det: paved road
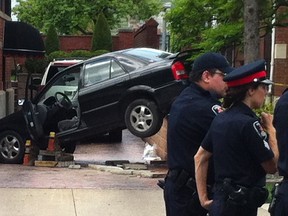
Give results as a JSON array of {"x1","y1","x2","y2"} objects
[
  {"x1": 74, "y1": 129, "x2": 147, "y2": 165},
  {"x1": 0, "y1": 130, "x2": 160, "y2": 189},
  {"x1": 0, "y1": 129, "x2": 269, "y2": 216},
  {"x1": 0, "y1": 130, "x2": 167, "y2": 216}
]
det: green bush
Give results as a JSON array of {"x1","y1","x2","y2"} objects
[
  {"x1": 254, "y1": 102, "x2": 274, "y2": 116},
  {"x1": 92, "y1": 12, "x2": 112, "y2": 51},
  {"x1": 25, "y1": 57, "x2": 49, "y2": 74},
  {"x1": 48, "y1": 51, "x2": 69, "y2": 61},
  {"x1": 91, "y1": 50, "x2": 110, "y2": 56},
  {"x1": 45, "y1": 25, "x2": 60, "y2": 55}
]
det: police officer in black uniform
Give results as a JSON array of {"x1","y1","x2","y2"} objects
[
  {"x1": 164, "y1": 52, "x2": 233, "y2": 216},
  {"x1": 272, "y1": 88, "x2": 288, "y2": 216},
  {"x1": 195, "y1": 60, "x2": 279, "y2": 216}
]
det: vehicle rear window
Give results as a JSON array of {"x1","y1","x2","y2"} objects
[
  {"x1": 123, "y1": 49, "x2": 172, "y2": 62},
  {"x1": 46, "y1": 66, "x2": 68, "y2": 82}
]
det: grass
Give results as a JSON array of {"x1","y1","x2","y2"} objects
[{"x1": 265, "y1": 181, "x2": 277, "y2": 203}]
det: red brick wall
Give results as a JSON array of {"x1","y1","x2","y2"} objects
[
  {"x1": 113, "y1": 29, "x2": 134, "y2": 50},
  {"x1": 273, "y1": 6, "x2": 288, "y2": 96},
  {"x1": 56, "y1": 19, "x2": 157, "y2": 52},
  {"x1": 274, "y1": 58, "x2": 288, "y2": 96},
  {"x1": 134, "y1": 18, "x2": 159, "y2": 48},
  {"x1": 143, "y1": 117, "x2": 168, "y2": 160},
  {"x1": 59, "y1": 35, "x2": 92, "y2": 51}
]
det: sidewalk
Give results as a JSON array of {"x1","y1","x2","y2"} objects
[
  {"x1": 0, "y1": 163, "x2": 271, "y2": 216},
  {"x1": 259, "y1": 204, "x2": 270, "y2": 216},
  {"x1": 0, "y1": 188, "x2": 165, "y2": 216},
  {"x1": 0, "y1": 187, "x2": 271, "y2": 216}
]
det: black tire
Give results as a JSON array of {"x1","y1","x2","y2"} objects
[
  {"x1": 0, "y1": 130, "x2": 25, "y2": 164},
  {"x1": 109, "y1": 129, "x2": 122, "y2": 143},
  {"x1": 124, "y1": 99, "x2": 163, "y2": 138},
  {"x1": 62, "y1": 142, "x2": 77, "y2": 154}
]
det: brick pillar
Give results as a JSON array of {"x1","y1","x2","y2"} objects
[
  {"x1": 143, "y1": 117, "x2": 168, "y2": 160},
  {"x1": 134, "y1": 18, "x2": 159, "y2": 49}
]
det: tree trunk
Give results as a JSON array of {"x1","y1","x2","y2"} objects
[{"x1": 243, "y1": 0, "x2": 260, "y2": 63}]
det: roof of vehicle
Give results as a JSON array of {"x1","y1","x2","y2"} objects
[
  {"x1": 51, "y1": 59, "x2": 84, "y2": 66},
  {"x1": 84, "y1": 48, "x2": 174, "y2": 64},
  {"x1": 113, "y1": 47, "x2": 173, "y2": 62}
]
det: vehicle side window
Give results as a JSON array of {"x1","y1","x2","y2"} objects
[
  {"x1": 84, "y1": 59, "x2": 125, "y2": 86},
  {"x1": 117, "y1": 57, "x2": 144, "y2": 71},
  {"x1": 46, "y1": 66, "x2": 68, "y2": 83},
  {"x1": 84, "y1": 59, "x2": 110, "y2": 86},
  {"x1": 111, "y1": 60, "x2": 125, "y2": 78},
  {"x1": 39, "y1": 66, "x2": 81, "y2": 102}
]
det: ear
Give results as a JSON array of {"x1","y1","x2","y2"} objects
[
  {"x1": 247, "y1": 87, "x2": 256, "y2": 96},
  {"x1": 201, "y1": 70, "x2": 211, "y2": 83}
]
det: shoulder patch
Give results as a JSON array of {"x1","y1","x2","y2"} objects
[
  {"x1": 263, "y1": 140, "x2": 271, "y2": 150},
  {"x1": 212, "y1": 104, "x2": 224, "y2": 115},
  {"x1": 253, "y1": 121, "x2": 268, "y2": 140}
]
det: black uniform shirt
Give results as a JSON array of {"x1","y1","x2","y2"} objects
[
  {"x1": 273, "y1": 90, "x2": 288, "y2": 177},
  {"x1": 167, "y1": 82, "x2": 223, "y2": 183},
  {"x1": 202, "y1": 102, "x2": 274, "y2": 187}
]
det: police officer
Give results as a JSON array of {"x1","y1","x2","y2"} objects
[
  {"x1": 164, "y1": 52, "x2": 233, "y2": 216},
  {"x1": 195, "y1": 59, "x2": 279, "y2": 216},
  {"x1": 272, "y1": 88, "x2": 288, "y2": 216}
]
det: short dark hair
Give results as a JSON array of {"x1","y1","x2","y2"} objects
[
  {"x1": 223, "y1": 83, "x2": 260, "y2": 108},
  {"x1": 189, "y1": 68, "x2": 218, "y2": 82}
]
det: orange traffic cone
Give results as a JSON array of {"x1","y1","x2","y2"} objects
[
  {"x1": 47, "y1": 132, "x2": 56, "y2": 151},
  {"x1": 23, "y1": 139, "x2": 31, "y2": 165}
]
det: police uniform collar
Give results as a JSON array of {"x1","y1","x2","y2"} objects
[
  {"x1": 230, "y1": 102, "x2": 258, "y2": 118},
  {"x1": 190, "y1": 82, "x2": 215, "y2": 98},
  {"x1": 190, "y1": 82, "x2": 219, "y2": 101}
]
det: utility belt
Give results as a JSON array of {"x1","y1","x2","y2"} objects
[
  {"x1": 216, "y1": 178, "x2": 268, "y2": 209},
  {"x1": 165, "y1": 169, "x2": 210, "y2": 215},
  {"x1": 166, "y1": 169, "x2": 197, "y2": 193}
]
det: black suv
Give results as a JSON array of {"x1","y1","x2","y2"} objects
[{"x1": 0, "y1": 48, "x2": 193, "y2": 163}]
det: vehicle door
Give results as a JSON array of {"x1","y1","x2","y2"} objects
[
  {"x1": 37, "y1": 66, "x2": 81, "y2": 103},
  {"x1": 78, "y1": 57, "x2": 130, "y2": 129},
  {"x1": 32, "y1": 65, "x2": 82, "y2": 135}
]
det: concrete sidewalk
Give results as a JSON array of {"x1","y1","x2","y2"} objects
[
  {"x1": 0, "y1": 187, "x2": 270, "y2": 216},
  {"x1": 0, "y1": 188, "x2": 165, "y2": 216}
]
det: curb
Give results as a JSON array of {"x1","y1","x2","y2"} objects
[{"x1": 87, "y1": 164, "x2": 166, "y2": 178}]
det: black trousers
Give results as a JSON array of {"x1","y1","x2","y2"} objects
[
  {"x1": 210, "y1": 189, "x2": 257, "y2": 216},
  {"x1": 274, "y1": 181, "x2": 288, "y2": 216},
  {"x1": 164, "y1": 177, "x2": 207, "y2": 216}
]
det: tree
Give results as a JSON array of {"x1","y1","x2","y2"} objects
[
  {"x1": 92, "y1": 12, "x2": 112, "y2": 51},
  {"x1": 45, "y1": 25, "x2": 60, "y2": 55},
  {"x1": 166, "y1": 0, "x2": 243, "y2": 53},
  {"x1": 166, "y1": 0, "x2": 288, "y2": 61},
  {"x1": 13, "y1": 0, "x2": 162, "y2": 35}
]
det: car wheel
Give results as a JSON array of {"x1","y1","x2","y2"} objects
[
  {"x1": 62, "y1": 142, "x2": 77, "y2": 154},
  {"x1": 0, "y1": 130, "x2": 25, "y2": 164},
  {"x1": 125, "y1": 99, "x2": 163, "y2": 138},
  {"x1": 109, "y1": 129, "x2": 122, "y2": 143}
]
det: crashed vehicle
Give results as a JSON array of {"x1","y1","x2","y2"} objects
[{"x1": 0, "y1": 47, "x2": 194, "y2": 164}]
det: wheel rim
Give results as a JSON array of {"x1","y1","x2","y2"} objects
[
  {"x1": 0, "y1": 135, "x2": 20, "y2": 160},
  {"x1": 130, "y1": 105, "x2": 153, "y2": 132}
]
